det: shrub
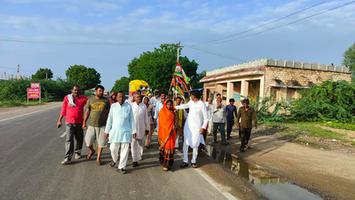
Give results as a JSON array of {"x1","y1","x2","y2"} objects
[
  {"x1": 0, "y1": 79, "x2": 71, "y2": 102},
  {"x1": 250, "y1": 97, "x2": 289, "y2": 122},
  {"x1": 291, "y1": 80, "x2": 354, "y2": 122}
]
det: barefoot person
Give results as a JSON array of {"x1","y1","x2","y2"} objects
[
  {"x1": 82, "y1": 85, "x2": 109, "y2": 165},
  {"x1": 105, "y1": 91, "x2": 136, "y2": 174},
  {"x1": 56, "y1": 85, "x2": 88, "y2": 165},
  {"x1": 175, "y1": 91, "x2": 208, "y2": 168},
  {"x1": 158, "y1": 99, "x2": 176, "y2": 171},
  {"x1": 130, "y1": 93, "x2": 148, "y2": 167},
  {"x1": 237, "y1": 99, "x2": 257, "y2": 152}
]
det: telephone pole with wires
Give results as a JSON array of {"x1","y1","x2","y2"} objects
[
  {"x1": 16, "y1": 64, "x2": 20, "y2": 80},
  {"x1": 176, "y1": 42, "x2": 183, "y2": 63}
]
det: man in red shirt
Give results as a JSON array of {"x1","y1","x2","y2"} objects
[{"x1": 57, "y1": 85, "x2": 88, "y2": 165}]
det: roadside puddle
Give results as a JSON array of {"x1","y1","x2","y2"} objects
[{"x1": 203, "y1": 145, "x2": 323, "y2": 200}]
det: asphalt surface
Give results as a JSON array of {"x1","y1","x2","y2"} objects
[{"x1": 0, "y1": 103, "x2": 232, "y2": 200}]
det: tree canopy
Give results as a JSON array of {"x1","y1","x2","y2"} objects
[
  {"x1": 111, "y1": 76, "x2": 130, "y2": 94},
  {"x1": 343, "y1": 43, "x2": 355, "y2": 81},
  {"x1": 32, "y1": 68, "x2": 53, "y2": 80},
  {"x1": 127, "y1": 44, "x2": 203, "y2": 91},
  {"x1": 65, "y1": 65, "x2": 101, "y2": 90}
]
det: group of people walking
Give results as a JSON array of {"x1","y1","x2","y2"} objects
[
  {"x1": 56, "y1": 84, "x2": 257, "y2": 174},
  {"x1": 205, "y1": 94, "x2": 257, "y2": 151}
]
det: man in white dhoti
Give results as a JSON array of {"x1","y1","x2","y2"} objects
[
  {"x1": 105, "y1": 91, "x2": 136, "y2": 174},
  {"x1": 175, "y1": 91, "x2": 208, "y2": 168},
  {"x1": 130, "y1": 93, "x2": 148, "y2": 167}
]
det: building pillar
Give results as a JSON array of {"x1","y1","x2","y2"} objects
[
  {"x1": 203, "y1": 87, "x2": 207, "y2": 101},
  {"x1": 226, "y1": 81, "x2": 234, "y2": 101},
  {"x1": 241, "y1": 80, "x2": 248, "y2": 98},
  {"x1": 259, "y1": 77, "x2": 265, "y2": 100}
]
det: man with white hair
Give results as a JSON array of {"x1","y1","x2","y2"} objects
[
  {"x1": 105, "y1": 91, "x2": 136, "y2": 174},
  {"x1": 130, "y1": 93, "x2": 148, "y2": 167}
]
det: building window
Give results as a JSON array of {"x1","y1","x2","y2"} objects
[
  {"x1": 286, "y1": 88, "x2": 297, "y2": 102},
  {"x1": 271, "y1": 87, "x2": 284, "y2": 102}
]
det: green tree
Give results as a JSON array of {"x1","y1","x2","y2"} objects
[
  {"x1": 127, "y1": 44, "x2": 199, "y2": 91},
  {"x1": 0, "y1": 79, "x2": 30, "y2": 101},
  {"x1": 65, "y1": 65, "x2": 101, "y2": 90},
  {"x1": 343, "y1": 43, "x2": 355, "y2": 81},
  {"x1": 112, "y1": 76, "x2": 130, "y2": 94},
  {"x1": 32, "y1": 68, "x2": 53, "y2": 80},
  {"x1": 191, "y1": 70, "x2": 206, "y2": 89}
]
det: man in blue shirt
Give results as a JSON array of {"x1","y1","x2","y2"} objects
[{"x1": 225, "y1": 98, "x2": 238, "y2": 140}]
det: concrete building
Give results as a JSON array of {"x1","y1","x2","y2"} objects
[{"x1": 200, "y1": 58, "x2": 351, "y2": 105}]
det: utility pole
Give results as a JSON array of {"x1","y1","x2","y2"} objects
[
  {"x1": 176, "y1": 42, "x2": 183, "y2": 63},
  {"x1": 16, "y1": 64, "x2": 20, "y2": 80}
]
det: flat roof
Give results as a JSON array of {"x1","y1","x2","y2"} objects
[{"x1": 204, "y1": 58, "x2": 351, "y2": 77}]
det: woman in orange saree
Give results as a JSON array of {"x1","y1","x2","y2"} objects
[{"x1": 158, "y1": 100, "x2": 176, "y2": 171}]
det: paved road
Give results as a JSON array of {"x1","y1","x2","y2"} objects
[{"x1": 0, "y1": 103, "x2": 234, "y2": 200}]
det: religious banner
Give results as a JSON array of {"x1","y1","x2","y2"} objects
[{"x1": 170, "y1": 62, "x2": 191, "y2": 98}]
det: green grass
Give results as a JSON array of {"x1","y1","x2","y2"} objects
[
  {"x1": 263, "y1": 121, "x2": 347, "y2": 141},
  {"x1": 321, "y1": 121, "x2": 355, "y2": 131},
  {"x1": 293, "y1": 122, "x2": 346, "y2": 141}
]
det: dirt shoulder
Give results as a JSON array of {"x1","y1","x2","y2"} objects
[{"x1": 235, "y1": 134, "x2": 355, "y2": 200}]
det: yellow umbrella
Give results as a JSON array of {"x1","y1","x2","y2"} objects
[{"x1": 129, "y1": 80, "x2": 150, "y2": 96}]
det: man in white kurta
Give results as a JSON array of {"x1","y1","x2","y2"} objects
[
  {"x1": 175, "y1": 92, "x2": 208, "y2": 168},
  {"x1": 205, "y1": 96, "x2": 214, "y2": 136},
  {"x1": 105, "y1": 92, "x2": 136, "y2": 174},
  {"x1": 130, "y1": 93, "x2": 148, "y2": 167}
]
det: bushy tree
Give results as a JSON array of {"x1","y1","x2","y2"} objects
[
  {"x1": 65, "y1": 65, "x2": 101, "y2": 90},
  {"x1": 191, "y1": 70, "x2": 206, "y2": 89},
  {"x1": 343, "y1": 43, "x2": 355, "y2": 81},
  {"x1": 291, "y1": 80, "x2": 355, "y2": 122},
  {"x1": 112, "y1": 76, "x2": 130, "y2": 94},
  {"x1": 0, "y1": 79, "x2": 71, "y2": 101},
  {"x1": 0, "y1": 80, "x2": 30, "y2": 100},
  {"x1": 32, "y1": 68, "x2": 53, "y2": 80},
  {"x1": 40, "y1": 79, "x2": 71, "y2": 101},
  {"x1": 128, "y1": 44, "x2": 200, "y2": 91}
]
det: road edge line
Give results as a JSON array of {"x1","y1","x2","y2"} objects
[
  {"x1": 175, "y1": 151, "x2": 239, "y2": 200},
  {"x1": 0, "y1": 104, "x2": 61, "y2": 122}
]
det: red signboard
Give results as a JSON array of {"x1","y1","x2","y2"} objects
[
  {"x1": 27, "y1": 88, "x2": 41, "y2": 99},
  {"x1": 31, "y1": 83, "x2": 40, "y2": 89}
]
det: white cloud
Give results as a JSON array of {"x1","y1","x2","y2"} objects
[{"x1": 127, "y1": 6, "x2": 152, "y2": 18}]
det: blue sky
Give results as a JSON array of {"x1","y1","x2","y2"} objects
[{"x1": 0, "y1": 0, "x2": 354, "y2": 88}]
